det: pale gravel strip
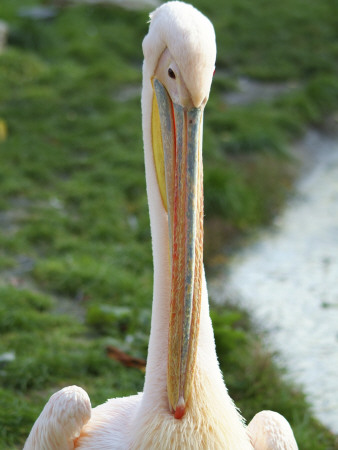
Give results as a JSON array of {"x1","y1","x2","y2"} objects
[{"x1": 211, "y1": 129, "x2": 338, "y2": 433}]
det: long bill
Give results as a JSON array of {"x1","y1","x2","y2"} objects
[{"x1": 152, "y1": 78, "x2": 204, "y2": 419}]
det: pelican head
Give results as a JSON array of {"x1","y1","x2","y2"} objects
[
  {"x1": 142, "y1": 2, "x2": 216, "y2": 420},
  {"x1": 143, "y1": 2, "x2": 216, "y2": 109}
]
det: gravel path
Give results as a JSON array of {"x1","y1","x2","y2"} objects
[{"x1": 212, "y1": 129, "x2": 338, "y2": 433}]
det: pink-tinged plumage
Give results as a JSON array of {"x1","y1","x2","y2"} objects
[
  {"x1": 248, "y1": 411, "x2": 298, "y2": 450},
  {"x1": 24, "y1": 2, "x2": 298, "y2": 449},
  {"x1": 24, "y1": 386, "x2": 91, "y2": 450}
]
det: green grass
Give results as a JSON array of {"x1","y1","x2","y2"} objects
[{"x1": 0, "y1": 0, "x2": 337, "y2": 448}]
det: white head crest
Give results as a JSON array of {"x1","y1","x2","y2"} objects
[{"x1": 143, "y1": 1, "x2": 216, "y2": 107}]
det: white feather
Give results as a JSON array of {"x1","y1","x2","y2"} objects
[
  {"x1": 248, "y1": 411, "x2": 298, "y2": 450},
  {"x1": 24, "y1": 386, "x2": 91, "y2": 450}
]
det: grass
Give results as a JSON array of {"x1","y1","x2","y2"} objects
[{"x1": 0, "y1": 0, "x2": 337, "y2": 448}]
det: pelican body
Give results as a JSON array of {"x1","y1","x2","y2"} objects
[{"x1": 24, "y1": 2, "x2": 298, "y2": 449}]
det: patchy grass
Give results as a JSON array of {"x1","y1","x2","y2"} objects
[{"x1": 0, "y1": 0, "x2": 337, "y2": 448}]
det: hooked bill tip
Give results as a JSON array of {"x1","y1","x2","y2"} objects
[{"x1": 174, "y1": 396, "x2": 186, "y2": 419}]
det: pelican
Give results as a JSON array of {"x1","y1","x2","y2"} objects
[{"x1": 24, "y1": 2, "x2": 298, "y2": 449}]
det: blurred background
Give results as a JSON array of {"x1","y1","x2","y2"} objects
[{"x1": 0, "y1": 0, "x2": 337, "y2": 448}]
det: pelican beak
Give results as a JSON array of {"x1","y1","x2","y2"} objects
[{"x1": 152, "y1": 78, "x2": 204, "y2": 419}]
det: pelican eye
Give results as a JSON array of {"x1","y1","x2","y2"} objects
[{"x1": 168, "y1": 68, "x2": 176, "y2": 79}]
